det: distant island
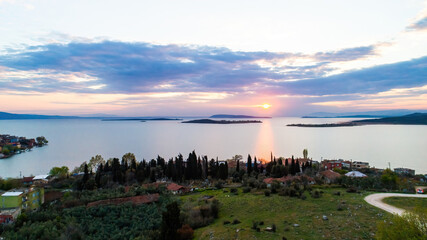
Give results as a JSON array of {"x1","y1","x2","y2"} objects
[
  {"x1": 288, "y1": 113, "x2": 427, "y2": 127},
  {"x1": 209, "y1": 114, "x2": 271, "y2": 118},
  {"x1": 302, "y1": 109, "x2": 427, "y2": 118},
  {"x1": 182, "y1": 119, "x2": 262, "y2": 124},
  {"x1": 102, "y1": 118, "x2": 182, "y2": 121}
]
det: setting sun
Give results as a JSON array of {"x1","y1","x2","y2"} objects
[{"x1": 262, "y1": 103, "x2": 271, "y2": 109}]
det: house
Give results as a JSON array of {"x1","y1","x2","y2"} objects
[
  {"x1": 33, "y1": 175, "x2": 49, "y2": 185},
  {"x1": 0, "y1": 208, "x2": 21, "y2": 224},
  {"x1": 22, "y1": 176, "x2": 34, "y2": 185},
  {"x1": 352, "y1": 161, "x2": 369, "y2": 169},
  {"x1": 320, "y1": 170, "x2": 341, "y2": 183},
  {"x1": 1, "y1": 188, "x2": 44, "y2": 210},
  {"x1": 167, "y1": 183, "x2": 188, "y2": 194},
  {"x1": 321, "y1": 160, "x2": 343, "y2": 170},
  {"x1": 394, "y1": 168, "x2": 415, "y2": 176},
  {"x1": 345, "y1": 171, "x2": 367, "y2": 178}
]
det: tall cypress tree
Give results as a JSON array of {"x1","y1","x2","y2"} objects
[
  {"x1": 247, "y1": 154, "x2": 253, "y2": 174},
  {"x1": 236, "y1": 159, "x2": 240, "y2": 173},
  {"x1": 253, "y1": 157, "x2": 258, "y2": 173}
]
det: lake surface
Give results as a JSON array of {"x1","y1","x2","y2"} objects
[{"x1": 0, "y1": 118, "x2": 426, "y2": 177}]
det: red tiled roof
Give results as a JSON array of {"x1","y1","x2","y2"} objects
[
  {"x1": 167, "y1": 183, "x2": 185, "y2": 191},
  {"x1": 320, "y1": 170, "x2": 341, "y2": 180},
  {"x1": 22, "y1": 177, "x2": 34, "y2": 182}
]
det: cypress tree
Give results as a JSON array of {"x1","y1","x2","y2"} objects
[
  {"x1": 161, "y1": 202, "x2": 181, "y2": 240},
  {"x1": 253, "y1": 157, "x2": 258, "y2": 173},
  {"x1": 247, "y1": 154, "x2": 252, "y2": 174},
  {"x1": 236, "y1": 159, "x2": 240, "y2": 173}
]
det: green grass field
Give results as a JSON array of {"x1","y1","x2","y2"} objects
[
  {"x1": 181, "y1": 187, "x2": 388, "y2": 239},
  {"x1": 383, "y1": 197, "x2": 427, "y2": 212}
]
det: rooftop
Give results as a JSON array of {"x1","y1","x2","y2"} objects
[{"x1": 2, "y1": 192, "x2": 23, "y2": 197}]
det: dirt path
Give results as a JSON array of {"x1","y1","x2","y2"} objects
[{"x1": 364, "y1": 193, "x2": 427, "y2": 215}]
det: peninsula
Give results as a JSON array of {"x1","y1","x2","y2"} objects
[
  {"x1": 288, "y1": 113, "x2": 427, "y2": 127},
  {"x1": 182, "y1": 119, "x2": 262, "y2": 124}
]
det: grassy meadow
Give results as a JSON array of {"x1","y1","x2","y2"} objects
[{"x1": 181, "y1": 187, "x2": 388, "y2": 240}]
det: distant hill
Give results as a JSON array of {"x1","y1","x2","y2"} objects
[
  {"x1": 210, "y1": 114, "x2": 271, "y2": 119},
  {"x1": 0, "y1": 112, "x2": 80, "y2": 120},
  {"x1": 288, "y1": 113, "x2": 427, "y2": 127},
  {"x1": 302, "y1": 109, "x2": 427, "y2": 118}
]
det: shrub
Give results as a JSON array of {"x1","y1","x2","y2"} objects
[
  {"x1": 311, "y1": 190, "x2": 322, "y2": 198},
  {"x1": 333, "y1": 191, "x2": 341, "y2": 196},
  {"x1": 337, "y1": 203, "x2": 344, "y2": 211},
  {"x1": 177, "y1": 224, "x2": 194, "y2": 240},
  {"x1": 259, "y1": 221, "x2": 264, "y2": 225},
  {"x1": 264, "y1": 190, "x2": 271, "y2": 197},
  {"x1": 223, "y1": 220, "x2": 230, "y2": 225},
  {"x1": 346, "y1": 187, "x2": 357, "y2": 193},
  {"x1": 232, "y1": 219, "x2": 241, "y2": 224},
  {"x1": 252, "y1": 221, "x2": 259, "y2": 230},
  {"x1": 230, "y1": 188, "x2": 238, "y2": 194},
  {"x1": 376, "y1": 210, "x2": 427, "y2": 239},
  {"x1": 300, "y1": 194, "x2": 307, "y2": 200},
  {"x1": 272, "y1": 224, "x2": 277, "y2": 232},
  {"x1": 215, "y1": 181, "x2": 224, "y2": 189},
  {"x1": 243, "y1": 187, "x2": 251, "y2": 193}
]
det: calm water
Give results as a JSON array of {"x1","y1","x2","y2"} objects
[{"x1": 0, "y1": 118, "x2": 426, "y2": 178}]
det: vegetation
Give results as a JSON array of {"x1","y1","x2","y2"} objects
[
  {"x1": 376, "y1": 209, "x2": 426, "y2": 240},
  {"x1": 181, "y1": 187, "x2": 386, "y2": 239}
]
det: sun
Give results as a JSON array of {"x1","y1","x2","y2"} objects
[{"x1": 262, "y1": 103, "x2": 271, "y2": 109}]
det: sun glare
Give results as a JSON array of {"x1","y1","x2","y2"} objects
[{"x1": 262, "y1": 103, "x2": 271, "y2": 109}]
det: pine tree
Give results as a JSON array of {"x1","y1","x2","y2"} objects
[{"x1": 83, "y1": 163, "x2": 89, "y2": 183}]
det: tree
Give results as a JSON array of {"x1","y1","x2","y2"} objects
[
  {"x1": 83, "y1": 163, "x2": 89, "y2": 183},
  {"x1": 161, "y1": 202, "x2": 181, "y2": 240},
  {"x1": 303, "y1": 149, "x2": 308, "y2": 159},
  {"x1": 36, "y1": 136, "x2": 48, "y2": 145},
  {"x1": 253, "y1": 157, "x2": 258, "y2": 173},
  {"x1": 88, "y1": 155, "x2": 105, "y2": 172},
  {"x1": 247, "y1": 154, "x2": 253, "y2": 174},
  {"x1": 49, "y1": 166, "x2": 69, "y2": 178}
]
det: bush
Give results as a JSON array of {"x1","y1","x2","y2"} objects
[
  {"x1": 337, "y1": 203, "x2": 344, "y2": 211},
  {"x1": 346, "y1": 187, "x2": 357, "y2": 193},
  {"x1": 252, "y1": 221, "x2": 259, "y2": 230},
  {"x1": 177, "y1": 224, "x2": 194, "y2": 240},
  {"x1": 272, "y1": 224, "x2": 276, "y2": 232},
  {"x1": 264, "y1": 190, "x2": 271, "y2": 197},
  {"x1": 215, "y1": 181, "x2": 224, "y2": 189},
  {"x1": 376, "y1": 210, "x2": 427, "y2": 239},
  {"x1": 300, "y1": 194, "x2": 307, "y2": 200},
  {"x1": 232, "y1": 219, "x2": 241, "y2": 224},
  {"x1": 311, "y1": 190, "x2": 322, "y2": 198},
  {"x1": 223, "y1": 220, "x2": 230, "y2": 225},
  {"x1": 230, "y1": 188, "x2": 238, "y2": 194},
  {"x1": 243, "y1": 187, "x2": 251, "y2": 193}
]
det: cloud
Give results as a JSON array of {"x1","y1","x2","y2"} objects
[
  {"x1": 280, "y1": 56, "x2": 427, "y2": 96},
  {"x1": 0, "y1": 40, "x2": 424, "y2": 100},
  {"x1": 407, "y1": 15, "x2": 427, "y2": 31}
]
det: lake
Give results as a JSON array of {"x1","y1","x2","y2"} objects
[{"x1": 0, "y1": 118, "x2": 426, "y2": 178}]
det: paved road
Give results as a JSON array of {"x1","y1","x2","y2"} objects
[{"x1": 364, "y1": 193, "x2": 427, "y2": 216}]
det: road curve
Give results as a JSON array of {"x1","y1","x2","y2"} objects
[{"x1": 364, "y1": 193, "x2": 427, "y2": 216}]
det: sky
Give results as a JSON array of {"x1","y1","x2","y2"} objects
[{"x1": 0, "y1": 0, "x2": 426, "y2": 116}]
